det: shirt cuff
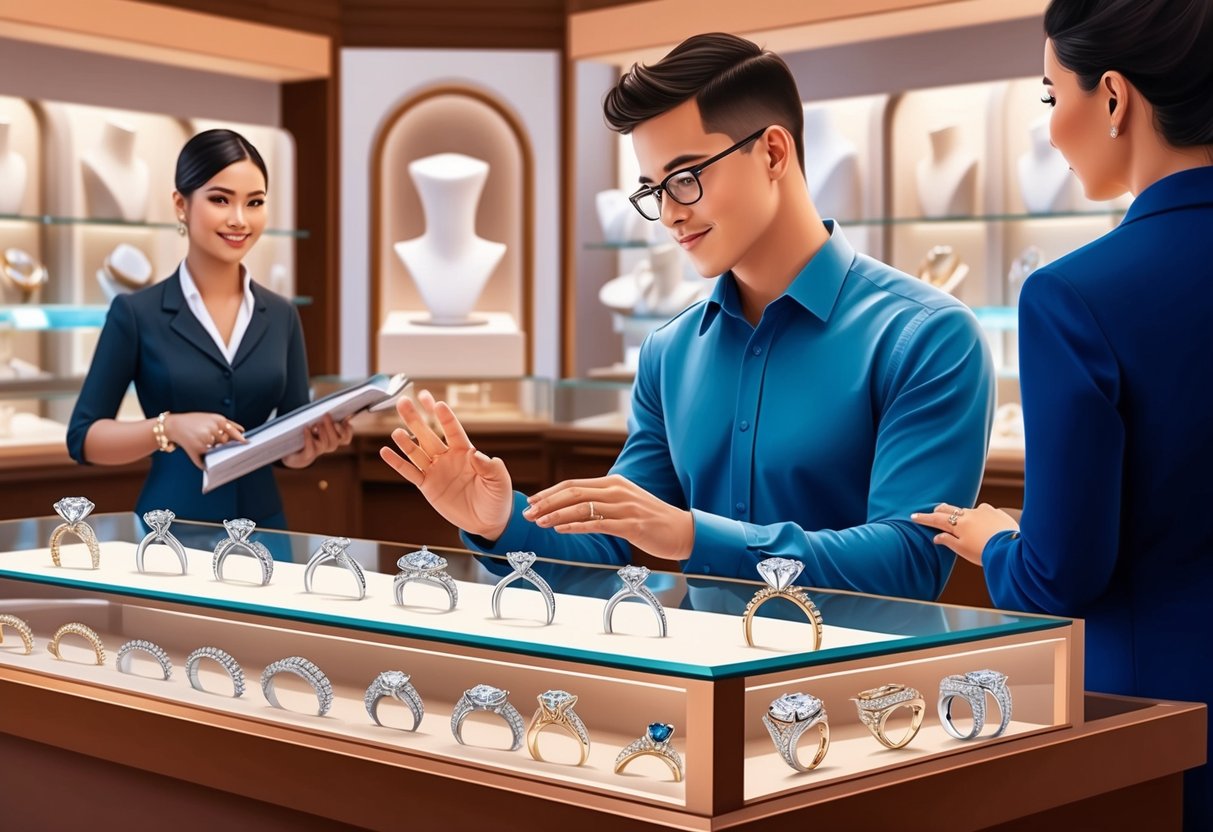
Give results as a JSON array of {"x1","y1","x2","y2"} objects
[
  {"x1": 459, "y1": 491, "x2": 532, "y2": 554},
  {"x1": 686, "y1": 508, "x2": 750, "y2": 578}
]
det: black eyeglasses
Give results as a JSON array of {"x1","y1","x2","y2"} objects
[{"x1": 627, "y1": 127, "x2": 768, "y2": 221}]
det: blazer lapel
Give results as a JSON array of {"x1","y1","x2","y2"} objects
[
  {"x1": 230, "y1": 283, "x2": 271, "y2": 369},
  {"x1": 162, "y1": 271, "x2": 231, "y2": 371}
]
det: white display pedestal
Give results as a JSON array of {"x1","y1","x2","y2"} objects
[{"x1": 377, "y1": 311, "x2": 524, "y2": 377}]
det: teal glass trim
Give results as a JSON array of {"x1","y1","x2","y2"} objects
[{"x1": 0, "y1": 299, "x2": 311, "y2": 331}]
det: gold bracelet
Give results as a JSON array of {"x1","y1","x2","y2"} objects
[{"x1": 152, "y1": 411, "x2": 176, "y2": 452}]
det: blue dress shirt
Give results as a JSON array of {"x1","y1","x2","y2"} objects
[
  {"x1": 466, "y1": 222, "x2": 994, "y2": 600},
  {"x1": 981, "y1": 166, "x2": 1213, "y2": 829}
]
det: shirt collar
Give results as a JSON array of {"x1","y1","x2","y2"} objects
[
  {"x1": 1120, "y1": 165, "x2": 1213, "y2": 227},
  {"x1": 700, "y1": 220, "x2": 856, "y2": 333},
  {"x1": 177, "y1": 259, "x2": 254, "y2": 310}
]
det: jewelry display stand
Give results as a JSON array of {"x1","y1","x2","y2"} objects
[
  {"x1": 0, "y1": 120, "x2": 29, "y2": 216},
  {"x1": 803, "y1": 105, "x2": 860, "y2": 225},
  {"x1": 80, "y1": 119, "x2": 151, "y2": 223},
  {"x1": 915, "y1": 124, "x2": 978, "y2": 218},
  {"x1": 1017, "y1": 116, "x2": 1085, "y2": 214}
]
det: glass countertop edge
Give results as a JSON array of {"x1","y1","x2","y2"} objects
[{"x1": 0, "y1": 568, "x2": 1071, "y2": 682}]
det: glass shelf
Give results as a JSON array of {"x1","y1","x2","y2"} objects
[
  {"x1": 0, "y1": 212, "x2": 309, "y2": 239},
  {"x1": 0, "y1": 299, "x2": 313, "y2": 331},
  {"x1": 972, "y1": 305, "x2": 1018, "y2": 331}
]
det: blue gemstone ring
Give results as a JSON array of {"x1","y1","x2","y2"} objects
[{"x1": 614, "y1": 722, "x2": 682, "y2": 782}]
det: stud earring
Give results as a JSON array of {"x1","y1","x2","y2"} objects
[
  {"x1": 1110, "y1": 126, "x2": 1119, "y2": 139},
  {"x1": 177, "y1": 218, "x2": 187, "y2": 236}
]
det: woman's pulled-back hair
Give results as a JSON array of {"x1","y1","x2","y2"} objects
[
  {"x1": 603, "y1": 32, "x2": 806, "y2": 171},
  {"x1": 175, "y1": 128, "x2": 269, "y2": 197}
]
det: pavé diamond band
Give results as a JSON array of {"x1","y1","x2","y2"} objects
[
  {"x1": 185, "y1": 647, "x2": 246, "y2": 698},
  {"x1": 743, "y1": 557, "x2": 822, "y2": 650},
  {"x1": 115, "y1": 639, "x2": 173, "y2": 680},
  {"x1": 0, "y1": 614, "x2": 34, "y2": 655},
  {"x1": 261, "y1": 656, "x2": 334, "y2": 716},
  {"x1": 49, "y1": 497, "x2": 100, "y2": 570},
  {"x1": 852, "y1": 683, "x2": 925, "y2": 749},
  {"x1": 47, "y1": 622, "x2": 106, "y2": 666},
  {"x1": 451, "y1": 684, "x2": 525, "y2": 751},
  {"x1": 938, "y1": 669, "x2": 1012, "y2": 740},
  {"x1": 491, "y1": 551, "x2": 555, "y2": 625}
]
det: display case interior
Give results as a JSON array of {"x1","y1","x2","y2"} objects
[{"x1": 0, "y1": 512, "x2": 1079, "y2": 815}]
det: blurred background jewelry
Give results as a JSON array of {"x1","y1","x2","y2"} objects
[
  {"x1": 451, "y1": 684, "x2": 524, "y2": 751},
  {"x1": 743, "y1": 557, "x2": 823, "y2": 650},
  {"x1": 135, "y1": 509, "x2": 187, "y2": 574},
  {"x1": 213, "y1": 518, "x2": 273, "y2": 585},
  {"x1": 763, "y1": 692, "x2": 829, "y2": 772},
  {"x1": 852, "y1": 684, "x2": 925, "y2": 749},
  {"x1": 261, "y1": 656, "x2": 333, "y2": 716},
  {"x1": 939, "y1": 669, "x2": 1012, "y2": 740},
  {"x1": 185, "y1": 646, "x2": 245, "y2": 698},
  {"x1": 491, "y1": 550, "x2": 555, "y2": 624},
  {"x1": 602, "y1": 565, "x2": 667, "y2": 637},
  {"x1": 614, "y1": 722, "x2": 682, "y2": 782},
  {"x1": 0, "y1": 613, "x2": 34, "y2": 654},
  {"x1": 526, "y1": 690, "x2": 590, "y2": 765},
  {"x1": 49, "y1": 497, "x2": 100, "y2": 569},
  {"x1": 364, "y1": 670, "x2": 424, "y2": 731},
  {"x1": 393, "y1": 546, "x2": 458, "y2": 610},
  {"x1": 304, "y1": 536, "x2": 365, "y2": 600},
  {"x1": 2, "y1": 247, "x2": 47, "y2": 297},
  {"x1": 47, "y1": 622, "x2": 105, "y2": 665},
  {"x1": 115, "y1": 639, "x2": 172, "y2": 680}
]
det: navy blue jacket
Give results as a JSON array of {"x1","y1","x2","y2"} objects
[
  {"x1": 982, "y1": 166, "x2": 1213, "y2": 828},
  {"x1": 67, "y1": 271, "x2": 310, "y2": 523}
]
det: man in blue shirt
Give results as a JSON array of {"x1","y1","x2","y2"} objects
[{"x1": 381, "y1": 33, "x2": 994, "y2": 601}]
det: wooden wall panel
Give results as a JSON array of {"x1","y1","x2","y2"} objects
[
  {"x1": 341, "y1": 0, "x2": 564, "y2": 49},
  {"x1": 137, "y1": 0, "x2": 342, "y2": 36}
]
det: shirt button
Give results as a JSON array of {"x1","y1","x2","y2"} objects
[
  {"x1": 739, "y1": 420, "x2": 749, "y2": 432},
  {"x1": 222, "y1": 397, "x2": 232, "y2": 406},
  {"x1": 223, "y1": 370, "x2": 231, "y2": 378},
  {"x1": 752, "y1": 345, "x2": 763, "y2": 356},
  {"x1": 702, "y1": 565, "x2": 712, "y2": 575},
  {"x1": 735, "y1": 502, "x2": 747, "y2": 514}
]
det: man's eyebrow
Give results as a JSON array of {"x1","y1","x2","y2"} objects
[{"x1": 638, "y1": 153, "x2": 708, "y2": 184}]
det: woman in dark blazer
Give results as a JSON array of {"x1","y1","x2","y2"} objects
[
  {"x1": 913, "y1": 1, "x2": 1213, "y2": 827},
  {"x1": 67, "y1": 129, "x2": 350, "y2": 529}
]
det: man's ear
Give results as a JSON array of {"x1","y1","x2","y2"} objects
[{"x1": 763, "y1": 126, "x2": 795, "y2": 179}]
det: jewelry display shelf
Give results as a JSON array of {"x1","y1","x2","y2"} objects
[{"x1": 0, "y1": 513, "x2": 1088, "y2": 828}]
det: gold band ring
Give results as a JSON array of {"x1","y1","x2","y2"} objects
[
  {"x1": 526, "y1": 690, "x2": 590, "y2": 766},
  {"x1": 47, "y1": 622, "x2": 106, "y2": 665},
  {"x1": 852, "y1": 684, "x2": 926, "y2": 749},
  {"x1": 0, "y1": 614, "x2": 35, "y2": 655}
]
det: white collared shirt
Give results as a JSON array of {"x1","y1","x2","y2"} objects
[{"x1": 177, "y1": 259, "x2": 255, "y2": 365}]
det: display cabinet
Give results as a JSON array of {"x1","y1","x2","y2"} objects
[{"x1": 0, "y1": 511, "x2": 1083, "y2": 825}]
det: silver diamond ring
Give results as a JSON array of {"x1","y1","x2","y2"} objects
[
  {"x1": 213, "y1": 518, "x2": 273, "y2": 585},
  {"x1": 115, "y1": 639, "x2": 173, "y2": 680},
  {"x1": 261, "y1": 656, "x2": 334, "y2": 716},
  {"x1": 602, "y1": 565, "x2": 667, "y2": 637},
  {"x1": 451, "y1": 684, "x2": 525, "y2": 751},
  {"x1": 938, "y1": 669, "x2": 1012, "y2": 740},
  {"x1": 304, "y1": 536, "x2": 365, "y2": 600},
  {"x1": 136, "y1": 509, "x2": 187, "y2": 574},
  {"x1": 763, "y1": 692, "x2": 830, "y2": 772},
  {"x1": 393, "y1": 546, "x2": 458, "y2": 610},
  {"x1": 365, "y1": 670, "x2": 424, "y2": 731},
  {"x1": 50, "y1": 496, "x2": 100, "y2": 569},
  {"x1": 490, "y1": 550, "x2": 555, "y2": 624},
  {"x1": 185, "y1": 646, "x2": 245, "y2": 698}
]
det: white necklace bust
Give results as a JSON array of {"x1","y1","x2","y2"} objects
[
  {"x1": 1018, "y1": 116, "x2": 1084, "y2": 213},
  {"x1": 915, "y1": 124, "x2": 977, "y2": 218},
  {"x1": 802, "y1": 105, "x2": 861, "y2": 222},
  {"x1": 81, "y1": 120, "x2": 150, "y2": 222},
  {"x1": 0, "y1": 121, "x2": 28, "y2": 215},
  {"x1": 393, "y1": 152, "x2": 507, "y2": 326}
]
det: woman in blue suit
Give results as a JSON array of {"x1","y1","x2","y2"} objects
[
  {"x1": 67, "y1": 129, "x2": 351, "y2": 532},
  {"x1": 913, "y1": 1, "x2": 1213, "y2": 827}
]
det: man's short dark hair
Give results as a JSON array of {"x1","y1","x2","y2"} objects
[{"x1": 603, "y1": 32, "x2": 805, "y2": 172}]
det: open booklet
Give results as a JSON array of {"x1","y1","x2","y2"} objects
[{"x1": 202, "y1": 373, "x2": 410, "y2": 493}]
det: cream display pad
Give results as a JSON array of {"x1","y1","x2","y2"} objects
[{"x1": 81, "y1": 120, "x2": 150, "y2": 222}]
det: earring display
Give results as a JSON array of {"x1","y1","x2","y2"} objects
[
  {"x1": 597, "y1": 244, "x2": 706, "y2": 318},
  {"x1": 1, "y1": 247, "x2": 47, "y2": 297},
  {"x1": 915, "y1": 124, "x2": 978, "y2": 218},
  {"x1": 802, "y1": 104, "x2": 861, "y2": 222},
  {"x1": 0, "y1": 119, "x2": 28, "y2": 215},
  {"x1": 595, "y1": 188, "x2": 653, "y2": 245},
  {"x1": 98, "y1": 243, "x2": 154, "y2": 300},
  {"x1": 1018, "y1": 117, "x2": 1083, "y2": 213},
  {"x1": 80, "y1": 119, "x2": 150, "y2": 222},
  {"x1": 916, "y1": 245, "x2": 970, "y2": 295}
]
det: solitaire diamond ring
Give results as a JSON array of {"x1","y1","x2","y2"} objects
[
  {"x1": 852, "y1": 684, "x2": 925, "y2": 749},
  {"x1": 451, "y1": 684, "x2": 525, "y2": 751},
  {"x1": 763, "y1": 692, "x2": 830, "y2": 772},
  {"x1": 185, "y1": 647, "x2": 245, "y2": 697},
  {"x1": 304, "y1": 536, "x2": 366, "y2": 600},
  {"x1": 261, "y1": 656, "x2": 334, "y2": 717},
  {"x1": 614, "y1": 722, "x2": 682, "y2": 782},
  {"x1": 136, "y1": 509, "x2": 187, "y2": 574},
  {"x1": 49, "y1": 497, "x2": 100, "y2": 570},
  {"x1": 364, "y1": 671, "x2": 424, "y2": 731},
  {"x1": 939, "y1": 669, "x2": 1013, "y2": 740},
  {"x1": 115, "y1": 639, "x2": 173, "y2": 680},
  {"x1": 743, "y1": 557, "x2": 823, "y2": 650},
  {"x1": 213, "y1": 518, "x2": 273, "y2": 585},
  {"x1": 491, "y1": 551, "x2": 555, "y2": 624},
  {"x1": 526, "y1": 690, "x2": 590, "y2": 765},
  {"x1": 393, "y1": 546, "x2": 458, "y2": 610},
  {"x1": 602, "y1": 565, "x2": 667, "y2": 637}
]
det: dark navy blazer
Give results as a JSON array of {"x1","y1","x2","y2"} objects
[
  {"x1": 67, "y1": 271, "x2": 310, "y2": 524},
  {"x1": 982, "y1": 166, "x2": 1213, "y2": 828}
]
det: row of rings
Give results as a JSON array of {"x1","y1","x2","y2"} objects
[{"x1": 765, "y1": 670, "x2": 1013, "y2": 772}]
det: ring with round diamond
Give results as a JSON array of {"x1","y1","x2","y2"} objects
[
  {"x1": 49, "y1": 496, "x2": 100, "y2": 570},
  {"x1": 47, "y1": 622, "x2": 106, "y2": 666},
  {"x1": 0, "y1": 614, "x2": 35, "y2": 655},
  {"x1": 115, "y1": 639, "x2": 173, "y2": 680},
  {"x1": 602, "y1": 565, "x2": 667, "y2": 637},
  {"x1": 393, "y1": 546, "x2": 458, "y2": 610},
  {"x1": 852, "y1": 683, "x2": 925, "y2": 749},
  {"x1": 185, "y1": 647, "x2": 245, "y2": 698},
  {"x1": 304, "y1": 536, "x2": 366, "y2": 600},
  {"x1": 451, "y1": 684, "x2": 525, "y2": 751},
  {"x1": 526, "y1": 689, "x2": 590, "y2": 765},
  {"x1": 261, "y1": 656, "x2": 334, "y2": 717},
  {"x1": 938, "y1": 669, "x2": 1012, "y2": 740},
  {"x1": 213, "y1": 518, "x2": 273, "y2": 585},
  {"x1": 365, "y1": 670, "x2": 424, "y2": 731},
  {"x1": 491, "y1": 550, "x2": 555, "y2": 625},
  {"x1": 136, "y1": 509, "x2": 187, "y2": 575},
  {"x1": 614, "y1": 722, "x2": 682, "y2": 782},
  {"x1": 742, "y1": 557, "x2": 823, "y2": 650},
  {"x1": 763, "y1": 692, "x2": 830, "y2": 772}
]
